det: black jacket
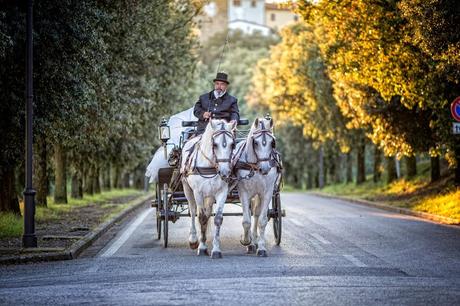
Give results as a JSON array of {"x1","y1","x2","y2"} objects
[{"x1": 193, "y1": 91, "x2": 239, "y2": 133}]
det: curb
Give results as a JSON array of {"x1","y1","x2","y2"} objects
[
  {"x1": 0, "y1": 193, "x2": 153, "y2": 265},
  {"x1": 309, "y1": 192, "x2": 460, "y2": 226}
]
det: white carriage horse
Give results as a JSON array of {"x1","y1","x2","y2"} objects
[
  {"x1": 233, "y1": 117, "x2": 281, "y2": 257},
  {"x1": 181, "y1": 119, "x2": 237, "y2": 259}
]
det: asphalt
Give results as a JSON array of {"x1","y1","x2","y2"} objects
[{"x1": 1, "y1": 193, "x2": 459, "y2": 305}]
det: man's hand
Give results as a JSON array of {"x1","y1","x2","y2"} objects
[{"x1": 203, "y1": 111, "x2": 211, "y2": 120}]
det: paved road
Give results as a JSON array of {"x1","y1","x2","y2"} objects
[{"x1": 1, "y1": 193, "x2": 460, "y2": 305}]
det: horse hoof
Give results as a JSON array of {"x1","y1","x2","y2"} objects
[
  {"x1": 246, "y1": 245, "x2": 256, "y2": 254},
  {"x1": 257, "y1": 250, "x2": 267, "y2": 257},
  {"x1": 198, "y1": 249, "x2": 209, "y2": 256},
  {"x1": 189, "y1": 241, "x2": 199, "y2": 250},
  {"x1": 211, "y1": 251, "x2": 222, "y2": 259},
  {"x1": 240, "y1": 238, "x2": 251, "y2": 246}
]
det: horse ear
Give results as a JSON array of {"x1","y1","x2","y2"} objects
[
  {"x1": 254, "y1": 118, "x2": 259, "y2": 129},
  {"x1": 269, "y1": 118, "x2": 274, "y2": 130}
]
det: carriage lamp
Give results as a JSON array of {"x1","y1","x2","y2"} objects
[
  {"x1": 159, "y1": 117, "x2": 170, "y2": 143},
  {"x1": 159, "y1": 117, "x2": 170, "y2": 159}
]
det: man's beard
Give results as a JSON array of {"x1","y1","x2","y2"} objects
[{"x1": 214, "y1": 89, "x2": 226, "y2": 98}]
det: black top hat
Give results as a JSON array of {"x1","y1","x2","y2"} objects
[{"x1": 213, "y1": 72, "x2": 230, "y2": 84}]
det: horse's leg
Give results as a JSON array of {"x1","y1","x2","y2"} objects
[
  {"x1": 255, "y1": 192, "x2": 271, "y2": 257},
  {"x1": 194, "y1": 192, "x2": 209, "y2": 256},
  {"x1": 211, "y1": 190, "x2": 227, "y2": 259},
  {"x1": 239, "y1": 188, "x2": 252, "y2": 247},
  {"x1": 183, "y1": 180, "x2": 198, "y2": 249},
  {"x1": 251, "y1": 196, "x2": 260, "y2": 251}
]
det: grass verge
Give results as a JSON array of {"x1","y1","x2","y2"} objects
[
  {"x1": 0, "y1": 213, "x2": 23, "y2": 238},
  {"x1": 317, "y1": 174, "x2": 460, "y2": 223},
  {"x1": 1, "y1": 189, "x2": 145, "y2": 238}
]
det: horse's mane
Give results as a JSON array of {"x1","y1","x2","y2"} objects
[{"x1": 199, "y1": 119, "x2": 228, "y2": 163}]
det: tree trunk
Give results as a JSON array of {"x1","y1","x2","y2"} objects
[
  {"x1": 346, "y1": 151, "x2": 353, "y2": 183},
  {"x1": 430, "y1": 155, "x2": 440, "y2": 182},
  {"x1": 356, "y1": 136, "x2": 366, "y2": 184},
  {"x1": 334, "y1": 154, "x2": 342, "y2": 184},
  {"x1": 386, "y1": 156, "x2": 397, "y2": 184},
  {"x1": 318, "y1": 146, "x2": 324, "y2": 189},
  {"x1": 84, "y1": 163, "x2": 94, "y2": 196},
  {"x1": 306, "y1": 169, "x2": 313, "y2": 189},
  {"x1": 0, "y1": 167, "x2": 21, "y2": 214},
  {"x1": 373, "y1": 146, "x2": 382, "y2": 183},
  {"x1": 33, "y1": 133, "x2": 48, "y2": 206},
  {"x1": 454, "y1": 140, "x2": 460, "y2": 186},
  {"x1": 103, "y1": 164, "x2": 111, "y2": 190},
  {"x1": 122, "y1": 172, "x2": 130, "y2": 189},
  {"x1": 133, "y1": 164, "x2": 144, "y2": 190},
  {"x1": 405, "y1": 155, "x2": 417, "y2": 178},
  {"x1": 92, "y1": 165, "x2": 101, "y2": 194},
  {"x1": 54, "y1": 143, "x2": 67, "y2": 204},
  {"x1": 71, "y1": 165, "x2": 83, "y2": 199},
  {"x1": 114, "y1": 165, "x2": 123, "y2": 189}
]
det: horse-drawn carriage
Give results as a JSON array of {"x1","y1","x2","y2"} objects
[{"x1": 151, "y1": 116, "x2": 284, "y2": 257}]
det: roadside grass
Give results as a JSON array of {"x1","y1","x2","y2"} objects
[
  {"x1": 0, "y1": 213, "x2": 23, "y2": 238},
  {"x1": 315, "y1": 162, "x2": 460, "y2": 223},
  {"x1": 1, "y1": 189, "x2": 145, "y2": 238},
  {"x1": 35, "y1": 188, "x2": 144, "y2": 222}
]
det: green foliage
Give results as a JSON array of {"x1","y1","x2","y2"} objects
[
  {"x1": 296, "y1": 0, "x2": 459, "y2": 159},
  {"x1": 0, "y1": 213, "x2": 23, "y2": 238},
  {"x1": 0, "y1": 0, "x2": 201, "y2": 211}
]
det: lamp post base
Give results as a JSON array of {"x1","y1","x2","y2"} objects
[{"x1": 22, "y1": 234, "x2": 37, "y2": 248}]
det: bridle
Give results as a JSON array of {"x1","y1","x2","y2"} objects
[
  {"x1": 211, "y1": 128, "x2": 235, "y2": 164},
  {"x1": 188, "y1": 123, "x2": 235, "y2": 180},
  {"x1": 251, "y1": 121, "x2": 276, "y2": 165}
]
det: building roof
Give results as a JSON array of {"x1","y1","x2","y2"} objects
[{"x1": 265, "y1": 2, "x2": 296, "y2": 11}]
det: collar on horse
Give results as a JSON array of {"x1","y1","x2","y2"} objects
[
  {"x1": 184, "y1": 124, "x2": 235, "y2": 180},
  {"x1": 233, "y1": 124, "x2": 282, "y2": 179}
]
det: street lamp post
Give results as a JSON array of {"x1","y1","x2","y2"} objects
[{"x1": 22, "y1": 0, "x2": 37, "y2": 248}]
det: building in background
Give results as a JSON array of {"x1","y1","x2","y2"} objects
[
  {"x1": 228, "y1": 0, "x2": 272, "y2": 35},
  {"x1": 265, "y1": 2, "x2": 298, "y2": 32},
  {"x1": 197, "y1": 0, "x2": 298, "y2": 41}
]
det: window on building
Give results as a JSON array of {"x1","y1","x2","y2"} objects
[
  {"x1": 271, "y1": 13, "x2": 276, "y2": 21},
  {"x1": 251, "y1": 0, "x2": 256, "y2": 7},
  {"x1": 233, "y1": 0, "x2": 241, "y2": 6}
]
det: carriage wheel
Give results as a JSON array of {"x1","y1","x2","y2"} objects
[
  {"x1": 163, "y1": 183, "x2": 169, "y2": 248},
  {"x1": 272, "y1": 193, "x2": 282, "y2": 245},
  {"x1": 155, "y1": 183, "x2": 161, "y2": 240}
]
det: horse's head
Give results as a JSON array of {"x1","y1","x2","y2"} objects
[
  {"x1": 248, "y1": 117, "x2": 276, "y2": 175},
  {"x1": 207, "y1": 119, "x2": 237, "y2": 179}
]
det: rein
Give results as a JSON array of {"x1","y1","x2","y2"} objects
[
  {"x1": 233, "y1": 124, "x2": 281, "y2": 180},
  {"x1": 185, "y1": 127, "x2": 235, "y2": 180}
]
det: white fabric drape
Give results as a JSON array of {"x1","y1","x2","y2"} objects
[{"x1": 145, "y1": 107, "x2": 198, "y2": 183}]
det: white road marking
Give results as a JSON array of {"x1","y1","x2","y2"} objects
[
  {"x1": 99, "y1": 208, "x2": 151, "y2": 257},
  {"x1": 343, "y1": 254, "x2": 367, "y2": 267},
  {"x1": 311, "y1": 233, "x2": 331, "y2": 245},
  {"x1": 289, "y1": 219, "x2": 304, "y2": 227}
]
